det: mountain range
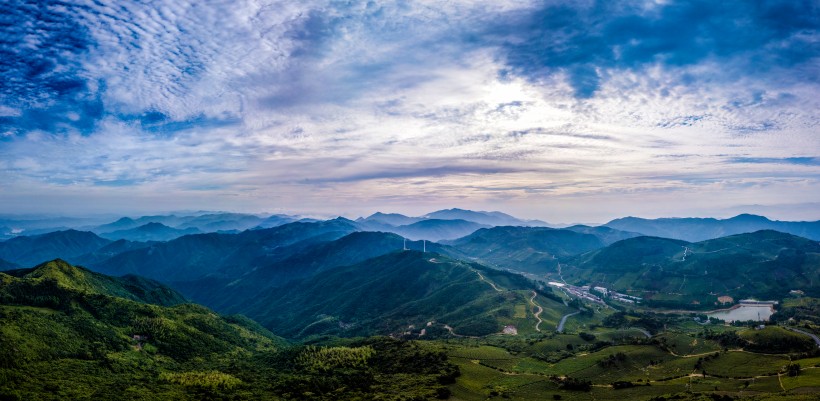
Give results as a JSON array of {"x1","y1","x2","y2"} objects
[
  {"x1": 605, "y1": 213, "x2": 820, "y2": 242},
  {"x1": 240, "y1": 250, "x2": 570, "y2": 338},
  {"x1": 560, "y1": 230, "x2": 820, "y2": 305}
]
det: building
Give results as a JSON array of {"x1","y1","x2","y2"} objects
[
  {"x1": 593, "y1": 286, "x2": 608, "y2": 296},
  {"x1": 717, "y1": 296, "x2": 734, "y2": 304}
]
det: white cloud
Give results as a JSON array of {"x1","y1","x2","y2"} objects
[{"x1": 1, "y1": 0, "x2": 818, "y2": 221}]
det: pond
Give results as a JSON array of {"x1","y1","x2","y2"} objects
[{"x1": 707, "y1": 304, "x2": 775, "y2": 322}]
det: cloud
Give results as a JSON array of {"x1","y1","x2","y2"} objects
[
  {"x1": 490, "y1": 0, "x2": 820, "y2": 97},
  {"x1": 0, "y1": 0, "x2": 818, "y2": 222}
]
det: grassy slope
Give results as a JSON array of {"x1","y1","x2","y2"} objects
[
  {"x1": 242, "y1": 250, "x2": 571, "y2": 338},
  {"x1": 0, "y1": 260, "x2": 458, "y2": 400},
  {"x1": 561, "y1": 230, "x2": 820, "y2": 303}
]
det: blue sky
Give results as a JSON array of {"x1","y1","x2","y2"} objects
[{"x1": 0, "y1": 0, "x2": 818, "y2": 223}]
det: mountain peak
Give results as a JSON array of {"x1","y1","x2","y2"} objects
[{"x1": 729, "y1": 213, "x2": 771, "y2": 222}]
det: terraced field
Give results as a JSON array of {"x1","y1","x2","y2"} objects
[{"x1": 442, "y1": 330, "x2": 819, "y2": 400}]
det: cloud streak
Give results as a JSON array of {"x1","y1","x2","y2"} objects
[{"x1": 0, "y1": 0, "x2": 818, "y2": 222}]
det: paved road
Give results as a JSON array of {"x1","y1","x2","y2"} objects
[
  {"x1": 786, "y1": 327, "x2": 820, "y2": 347},
  {"x1": 630, "y1": 327, "x2": 652, "y2": 338},
  {"x1": 529, "y1": 291, "x2": 544, "y2": 332},
  {"x1": 556, "y1": 311, "x2": 580, "y2": 333}
]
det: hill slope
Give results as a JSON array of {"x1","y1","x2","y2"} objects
[
  {"x1": 2, "y1": 259, "x2": 187, "y2": 306},
  {"x1": 391, "y1": 218, "x2": 488, "y2": 241},
  {"x1": 100, "y1": 222, "x2": 201, "y2": 242},
  {"x1": 560, "y1": 230, "x2": 820, "y2": 305},
  {"x1": 90, "y1": 218, "x2": 359, "y2": 282},
  {"x1": 444, "y1": 226, "x2": 607, "y2": 274},
  {"x1": 242, "y1": 251, "x2": 571, "y2": 339},
  {"x1": 0, "y1": 230, "x2": 111, "y2": 267},
  {"x1": 0, "y1": 260, "x2": 456, "y2": 400}
]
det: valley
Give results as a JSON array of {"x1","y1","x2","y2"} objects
[{"x1": 1, "y1": 209, "x2": 820, "y2": 400}]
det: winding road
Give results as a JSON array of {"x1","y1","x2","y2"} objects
[
  {"x1": 473, "y1": 269, "x2": 503, "y2": 292},
  {"x1": 529, "y1": 291, "x2": 544, "y2": 332},
  {"x1": 786, "y1": 327, "x2": 820, "y2": 347}
]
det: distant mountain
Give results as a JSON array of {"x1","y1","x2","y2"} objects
[
  {"x1": 174, "y1": 213, "x2": 265, "y2": 232},
  {"x1": 424, "y1": 208, "x2": 550, "y2": 227},
  {"x1": 100, "y1": 222, "x2": 201, "y2": 242},
  {"x1": 358, "y1": 212, "x2": 423, "y2": 226},
  {"x1": 241, "y1": 251, "x2": 570, "y2": 338},
  {"x1": 563, "y1": 225, "x2": 643, "y2": 245},
  {"x1": 0, "y1": 230, "x2": 111, "y2": 267},
  {"x1": 0, "y1": 258, "x2": 19, "y2": 270},
  {"x1": 605, "y1": 214, "x2": 820, "y2": 242},
  {"x1": 443, "y1": 226, "x2": 607, "y2": 274},
  {"x1": 93, "y1": 216, "x2": 141, "y2": 232},
  {"x1": 90, "y1": 218, "x2": 359, "y2": 282},
  {"x1": 255, "y1": 214, "x2": 298, "y2": 229},
  {"x1": 391, "y1": 219, "x2": 488, "y2": 241},
  {"x1": 180, "y1": 231, "x2": 411, "y2": 310},
  {"x1": 73, "y1": 239, "x2": 152, "y2": 266},
  {"x1": 93, "y1": 213, "x2": 271, "y2": 234},
  {"x1": 561, "y1": 230, "x2": 820, "y2": 305}
]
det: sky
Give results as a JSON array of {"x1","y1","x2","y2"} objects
[{"x1": 0, "y1": 0, "x2": 818, "y2": 223}]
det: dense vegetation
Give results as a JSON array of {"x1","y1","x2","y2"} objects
[
  {"x1": 0, "y1": 260, "x2": 457, "y2": 400},
  {"x1": 561, "y1": 230, "x2": 820, "y2": 303},
  {"x1": 240, "y1": 250, "x2": 569, "y2": 338},
  {"x1": 443, "y1": 226, "x2": 607, "y2": 273}
]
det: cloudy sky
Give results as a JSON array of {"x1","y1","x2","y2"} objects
[{"x1": 0, "y1": 0, "x2": 818, "y2": 223}]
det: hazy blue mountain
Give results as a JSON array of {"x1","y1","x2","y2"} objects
[
  {"x1": 358, "y1": 212, "x2": 423, "y2": 226},
  {"x1": 605, "y1": 214, "x2": 820, "y2": 242},
  {"x1": 90, "y1": 218, "x2": 359, "y2": 282},
  {"x1": 73, "y1": 239, "x2": 153, "y2": 266},
  {"x1": 444, "y1": 226, "x2": 606, "y2": 274},
  {"x1": 94, "y1": 216, "x2": 141, "y2": 233},
  {"x1": 563, "y1": 224, "x2": 643, "y2": 245},
  {"x1": 180, "y1": 231, "x2": 420, "y2": 311},
  {"x1": 100, "y1": 222, "x2": 202, "y2": 242},
  {"x1": 240, "y1": 251, "x2": 564, "y2": 338},
  {"x1": 0, "y1": 258, "x2": 19, "y2": 270},
  {"x1": 0, "y1": 230, "x2": 112, "y2": 267},
  {"x1": 0, "y1": 215, "x2": 115, "y2": 238},
  {"x1": 391, "y1": 219, "x2": 488, "y2": 241},
  {"x1": 174, "y1": 213, "x2": 265, "y2": 232},
  {"x1": 424, "y1": 208, "x2": 550, "y2": 227},
  {"x1": 255, "y1": 214, "x2": 298, "y2": 228},
  {"x1": 561, "y1": 230, "x2": 820, "y2": 304}
]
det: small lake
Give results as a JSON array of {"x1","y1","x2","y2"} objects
[{"x1": 707, "y1": 305, "x2": 774, "y2": 322}]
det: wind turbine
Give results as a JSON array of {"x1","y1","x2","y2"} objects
[
  {"x1": 403, "y1": 237, "x2": 408, "y2": 251},
  {"x1": 423, "y1": 240, "x2": 426, "y2": 253}
]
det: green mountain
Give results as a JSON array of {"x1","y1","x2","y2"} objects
[
  {"x1": 1, "y1": 259, "x2": 187, "y2": 306},
  {"x1": 0, "y1": 230, "x2": 112, "y2": 267},
  {"x1": 392, "y1": 218, "x2": 489, "y2": 241},
  {"x1": 100, "y1": 222, "x2": 202, "y2": 242},
  {"x1": 563, "y1": 224, "x2": 642, "y2": 245},
  {"x1": 0, "y1": 260, "x2": 457, "y2": 400},
  {"x1": 90, "y1": 218, "x2": 358, "y2": 282},
  {"x1": 605, "y1": 213, "x2": 820, "y2": 241},
  {"x1": 560, "y1": 230, "x2": 820, "y2": 305},
  {"x1": 241, "y1": 251, "x2": 571, "y2": 339},
  {"x1": 444, "y1": 226, "x2": 607, "y2": 274},
  {"x1": 179, "y1": 231, "x2": 414, "y2": 311}
]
